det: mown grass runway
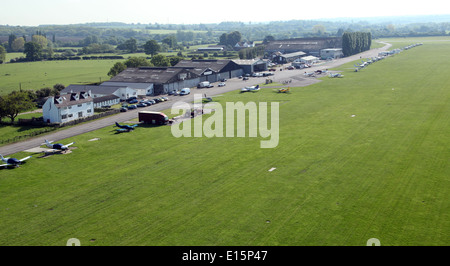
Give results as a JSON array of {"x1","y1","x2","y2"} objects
[{"x1": 0, "y1": 38, "x2": 448, "y2": 246}]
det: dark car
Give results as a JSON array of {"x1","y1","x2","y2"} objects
[
  {"x1": 128, "y1": 99, "x2": 138, "y2": 104},
  {"x1": 137, "y1": 103, "x2": 147, "y2": 108},
  {"x1": 120, "y1": 107, "x2": 128, "y2": 112},
  {"x1": 127, "y1": 104, "x2": 137, "y2": 110}
]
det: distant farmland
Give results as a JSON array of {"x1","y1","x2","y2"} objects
[{"x1": 0, "y1": 59, "x2": 119, "y2": 95}]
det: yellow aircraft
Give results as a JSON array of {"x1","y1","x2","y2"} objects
[{"x1": 277, "y1": 87, "x2": 290, "y2": 93}]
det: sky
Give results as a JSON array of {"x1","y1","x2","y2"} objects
[{"x1": 1, "y1": 0, "x2": 450, "y2": 26}]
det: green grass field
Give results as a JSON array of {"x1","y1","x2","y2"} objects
[
  {"x1": 0, "y1": 59, "x2": 118, "y2": 95},
  {"x1": 0, "y1": 38, "x2": 448, "y2": 246}
]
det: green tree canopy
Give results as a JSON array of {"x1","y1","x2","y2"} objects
[
  {"x1": 219, "y1": 31, "x2": 242, "y2": 46},
  {"x1": 108, "y1": 62, "x2": 127, "y2": 78},
  {"x1": 144, "y1": 40, "x2": 161, "y2": 57},
  {"x1": 118, "y1": 38, "x2": 138, "y2": 53},
  {"x1": 24, "y1": 41, "x2": 42, "y2": 61},
  {"x1": 2, "y1": 90, "x2": 36, "y2": 123},
  {"x1": 162, "y1": 35, "x2": 177, "y2": 48},
  {"x1": 150, "y1": 54, "x2": 170, "y2": 67},
  {"x1": 0, "y1": 45, "x2": 6, "y2": 63},
  {"x1": 124, "y1": 56, "x2": 152, "y2": 68}
]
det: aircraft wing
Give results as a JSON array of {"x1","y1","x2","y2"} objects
[
  {"x1": 19, "y1": 156, "x2": 32, "y2": 162},
  {"x1": 0, "y1": 163, "x2": 9, "y2": 167},
  {"x1": 66, "y1": 142, "x2": 75, "y2": 147}
]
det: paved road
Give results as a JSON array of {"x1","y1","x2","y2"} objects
[{"x1": 0, "y1": 42, "x2": 391, "y2": 156}]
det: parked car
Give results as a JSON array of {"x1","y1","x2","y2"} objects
[
  {"x1": 137, "y1": 103, "x2": 147, "y2": 108},
  {"x1": 218, "y1": 82, "x2": 226, "y2": 87},
  {"x1": 128, "y1": 99, "x2": 138, "y2": 104},
  {"x1": 126, "y1": 96, "x2": 137, "y2": 102},
  {"x1": 161, "y1": 97, "x2": 169, "y2": 101},
  {"x1": 127, "y1": 104, "x2": 137, "y2": 110},
  {"x1": 180, "y1": 88, "x2": 190, "y2": 95},
  {"x1": 120, "y1": 107, "x2": 128, "y2": 112}
]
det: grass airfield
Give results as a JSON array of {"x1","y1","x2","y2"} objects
[{"x1": 0, "y1": 38, "x2": 448, "y2": 246}]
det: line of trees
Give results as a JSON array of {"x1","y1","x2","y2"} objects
[
  {"x1": 341, "y1": 32, "x2": 372, "y2": 57},
  {"x1": 238, "y1": 45, "x2": 265, "y2": 59}
]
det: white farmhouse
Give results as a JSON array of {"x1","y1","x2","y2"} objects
[{"x1": 42, "y1": 91, "x2": 94, "y2": 123}]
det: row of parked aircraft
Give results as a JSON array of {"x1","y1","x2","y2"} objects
[
  {"x1": 0, "y1": 139, "x2": 75, "y2": 169},
  {"x1": 1, "y1": 121, "x2": 141, "y2": 168}
]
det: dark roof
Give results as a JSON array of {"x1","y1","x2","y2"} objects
[
  {"x1": 62, "y1": 84, "x2": 125, "y2": 95},
  {"x1": 109, "y1": 67, "x2": 197, "y2": 84},
  {"x1": 266, "y1": 37, "x2": 342, "y2": 53},
  {"x1": 53, "y1": 91, "x2": 93, "y2": 107},
  {"x1": 173, "y1": 60, "x2": 241, "y2": 75},
  {"x1": 93, "y1": 94, "x2": 120, "y2": 103}
]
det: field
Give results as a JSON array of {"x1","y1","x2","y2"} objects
[
  {"x1": 0, "y1": 38, "x2": 448, "y2": 246},
  {"x1": 0, "y1": 59, "x2": 118, "y2": 95},
  {"x1": 0, "y1": 43, "x2": 232, "y2": 95}
]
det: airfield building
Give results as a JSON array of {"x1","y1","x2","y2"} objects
[
  {"x1": 43, "y1": 91, "x2": 94, "y2": 124},
  {"x1": 265, "y1": 37, "x2": 342, "y2": 58}
]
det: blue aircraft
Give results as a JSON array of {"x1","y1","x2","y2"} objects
[
  {"x1": 115, "y1": 122, "x2": 138, "y2": 132},
  {"x1": 0, "y1": 154, "x2": 32, "y2": 168},
  {"x1": 44, "y1": 139, "x2": 75, "y2": 152}
]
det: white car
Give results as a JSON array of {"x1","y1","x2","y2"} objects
[{"x1": 218, "y1": 82, "x2": 226, "y2": 87}]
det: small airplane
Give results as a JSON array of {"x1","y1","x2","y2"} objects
[
  {"x1": 115, "y1": 122, "x2": 138, "y2": 132},
  {"x1": 43, "y1": 139, "x2": 75, "y2": 152},
  {"x1": 277, "y1": 87, "x2": 290, "y2": 93},
  {"x1": 304, "y1": 72, "x2": 315, "y2": 77},
  {"x1": 329, "y1": 73, "x2": 344, "y2": 78},
  {"x1": 241, "y1": 85, "x2": 260, "y2": 93},
  {"x1": 0, "y1": 154, "x2": 32, "y2": 168},
  {"x1": 354, "y1": 61, "x2": 368, "y2": 69}
]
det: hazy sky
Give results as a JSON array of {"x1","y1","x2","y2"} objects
[{"x1": 2, "y1": 0, "x2": 449, "y2": 26}]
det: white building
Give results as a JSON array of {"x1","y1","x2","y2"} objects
[
  {"x1": 320, "y1": 48, "x2": 343, "y2": 60},
  {"x1": 93, "y1": 95, "x2": 120, "y2": 108},
  {"x1": 234, "y1": 41, "x2": 255, "y2": 51},
  {"x1": 42, "y1": 91, "x2": 94, "y2": 123},
  {"x1": 299, "y1": 55, "x2": 320, "y2": 65}
]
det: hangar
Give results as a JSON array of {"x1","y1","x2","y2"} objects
[
  {"x1": 265, "y1": 37, "x2": 342, "y2": 57},
  {"x1": 173, "y1": 59, "x2": 243, "y2": 82},
  {"x1": 232, "y1": 59, "x2": 268, "y2": 74},
  {"x1": 107, "y1": 67, "x2": 200, "y2": 95}
]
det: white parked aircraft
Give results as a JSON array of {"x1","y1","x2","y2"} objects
[{"x1": 0, "y1": 154, "x2": 32, "y2": 168}]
